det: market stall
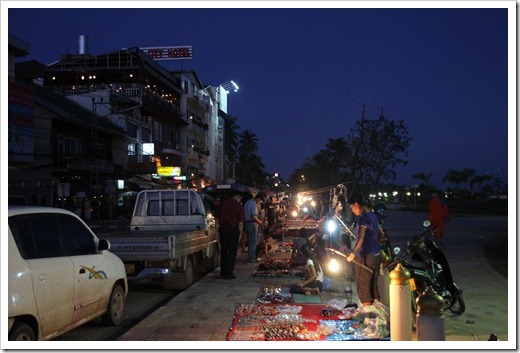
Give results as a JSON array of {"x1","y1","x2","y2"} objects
[
  {"x1": 226, "y1": 299, "x2": 390, "y2": 341},
  {"x1": 281, "y1": 219, "x2": 319, "y2": 239},
  {"x1": 251, "y1": 259, "x2": 305, "y2": 278}
]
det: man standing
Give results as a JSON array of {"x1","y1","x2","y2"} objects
[
  {"x1": 244, "y1": 193, "x2": 264, "y2": 264},
  {"x1": 347, "y1": 192, "x2": 383, "y2": 306},
  {"x1": 215, "y1": 192, "x2": 245, "y2": 279}
]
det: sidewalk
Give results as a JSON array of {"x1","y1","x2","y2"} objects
[
  {"x1": 114, "y1": 243, "x2": 509, "y2": 349},
  {"x1": 88, "y1": 213, "x2": 511, "y2": 349},
  {"x1": 117, "y1": 248, "x2": 370, "y2": 347}
]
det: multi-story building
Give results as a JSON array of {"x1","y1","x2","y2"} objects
[
  {"x1": 9, "y1": 35, "x2": 129, "y2": 219},
  {"x1": 9, "y1": 35, "x2": 229, "y2": 219}
]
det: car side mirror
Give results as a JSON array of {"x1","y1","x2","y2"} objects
[{"x1": 98, "y1": 239, "x2": 111, "y2": 252}]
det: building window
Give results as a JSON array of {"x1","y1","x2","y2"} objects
[
  {"x1": 153, "y1": 121, "x2": 162, "y2": 142},
  {"x1": 170, "y1": 129, "x2": 179, "y2": 147},
  {"x1": 128, "y1": 143, "x2": 136, "y2": 162},
  {"x1": 142, "y1": 128, "x2": 151, "y2": 142},
  {"x1": 127, "y1": 122, "x2": 138, "y2": 138}
]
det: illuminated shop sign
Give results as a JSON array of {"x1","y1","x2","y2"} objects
[{"x1": 157, "y1": 166, "x2": 181, "y2": 177}]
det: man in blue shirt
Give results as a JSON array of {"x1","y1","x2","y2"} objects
[
  {"x1": 347, "y1": 192, "x2": 383, "y2": 306},
  {"x1": 244, "y1": 193, "x2": 264, "y2": 263}
]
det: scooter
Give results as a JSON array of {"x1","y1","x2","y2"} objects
[{"x1": 390, "y1": 220, "x2": 465, "y2": 315}]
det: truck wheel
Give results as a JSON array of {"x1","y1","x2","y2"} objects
[
  {"x1": 9, "y1": 322, "x2": 36, "y2": 341},
  {"x1": 207, "y1": 244, "x2": 220, "y2": 271},
  {"x1": 184, "y1": 258, "x2": 194, "y2": 287},
  {"x1": 102, "y1": 284, "x2": 125, "y2": 326},
  {"x1": 163, "y1": 258, "x2": 194, "y2": 290}
]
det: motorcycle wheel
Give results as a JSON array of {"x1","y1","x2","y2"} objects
[{"x1": 448, "y1": 295, "x2": 466, "y2": 315}]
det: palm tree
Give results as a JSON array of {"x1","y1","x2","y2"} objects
[
  {"x1": 223, "y1": 115, "x2": 241, "y2": 181},
  {"x1": 442, "y1": 170, "x2": 464, "y2": 189},
  {"x1": 412, "y1": 172, "x2": 434, "y2": 185},
  {"x1": 237, "y1": 130, "x2": 259, "y2": 185},
  {"x1": 470, "y1": 174, "x2": 493, "y2": 193}
]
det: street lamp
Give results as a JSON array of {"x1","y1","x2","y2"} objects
[{"x1": 220, "y1": 80, "x2": 239, "y2": 94}]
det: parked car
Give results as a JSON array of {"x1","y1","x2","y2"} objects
[
  {"x1": 8, "y1": 195, "x2": 28, "y2": 206},
  {"x1": 8, "y1": 206, "x2": 128, "y2": 341}
]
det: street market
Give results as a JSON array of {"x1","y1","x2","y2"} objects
[{"x1": 224, "y1": 230, "x2": 392, "y2": 341}]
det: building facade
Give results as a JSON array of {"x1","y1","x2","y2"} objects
[{"x1": 9, "y1": 35, "x2": 228, "y2": 219}]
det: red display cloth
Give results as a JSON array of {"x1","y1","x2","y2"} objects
[{"x1": 226, "y1": 303, "x2": 344, "y2": 341}]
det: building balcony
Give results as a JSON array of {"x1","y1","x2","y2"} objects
[
  {"x1": 52, "y1": 156, "x2": 115, "y2": 174},
  {"x1": 160, "y1": 141, "x2": 184, "y2": 156}
]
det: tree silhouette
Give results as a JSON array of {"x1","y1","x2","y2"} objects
[
  {"x1": 223, "y1": 114, "x2": 241, "y2": 181},
  {"x1": 289, "y1": 105, "x2": 412, "y2": 193},
  {"x1": 346, "y1": 108, "x2": 412, "y2": 191},
  {"x1": 236, "y1": 130, "x2": 265, "y2": 187}
]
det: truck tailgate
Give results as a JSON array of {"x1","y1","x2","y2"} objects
[{"x1": 106, "y1": 230, "x2": 210, "y2": 261}]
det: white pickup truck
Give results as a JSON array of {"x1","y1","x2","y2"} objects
[{"x1": 102, "y1": 189, "x2": 219, "y2": 290}]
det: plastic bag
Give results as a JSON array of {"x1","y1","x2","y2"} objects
[
  {"x1": 326, "y1": 298, "x2": 348, "y2": 311},
  {"x1": 356, "y1": 301, "x2": 390, "y2": 338},
  {"x1": 322, "y1": 276, "x2": 332, "y2": 290}
]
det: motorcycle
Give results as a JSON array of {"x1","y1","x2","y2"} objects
[{"x1": 390, "y1": 220, "x2": 465, "y2": 315}]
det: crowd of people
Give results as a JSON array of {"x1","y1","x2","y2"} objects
[
  {"x1": 214, "y1": 189, "x2": 449, "y2": 308},
  {"x1": 214, "y1": 191, "x2": 290, "y2": 280}
]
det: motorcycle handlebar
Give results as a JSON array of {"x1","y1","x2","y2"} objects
[{"x1": 391, "y1": 226, "x2": 437, "y2": 261}]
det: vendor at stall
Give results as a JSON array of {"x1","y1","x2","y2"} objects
[
  {"x1": 290, "y1": 227, "x2": 309, "y2": 266},
  {"x1": 289, "y1": 244, "x2": 324, "y2": 296}
]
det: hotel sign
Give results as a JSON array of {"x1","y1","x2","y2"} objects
[{"x1": 141, "y1": 46, "x2": 193, "y2": 60}]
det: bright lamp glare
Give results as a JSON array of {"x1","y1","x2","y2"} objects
[
  {"x1": 329, "y1": 258, "x2": 340, "y2": 273},
  {"x1": 326, "y1": 220, "x2": 337, "y2": 233},
  {"x1": 291, "y1": 210, "x2": 298, "y2": 218}
]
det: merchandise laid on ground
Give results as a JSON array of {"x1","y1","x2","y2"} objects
[
  {"x1": 226, "y1": 240, "x2": 390, "y2": 341},
  {"x1": 251, "y1": 259, "x2": 305, "y2": 278},
  {"x1": 226, "y1": 293, "x2": 390, "y2": 341}
]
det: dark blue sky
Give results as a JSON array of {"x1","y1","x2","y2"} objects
[{"x1": 6, "y1": 4, "x2": 512, "y2": 188}]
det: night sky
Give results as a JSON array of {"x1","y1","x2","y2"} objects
[{"x1": 4, "y1": 2, "x2": 513, "y2": 188}]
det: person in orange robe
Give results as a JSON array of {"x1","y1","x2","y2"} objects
[{"x1": 428, "y1": 192, "x2": 451, "y2": 240}]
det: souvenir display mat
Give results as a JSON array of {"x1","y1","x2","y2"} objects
[
  {"x1": 255, "y1": 286, "x2": 322, "y2": 304},
  {"x1": 226, "y1": 303, "x2": 389, "y2": 341},
  {"x1": 251, "y1": 259, "x2": 305, "y2": 277}
]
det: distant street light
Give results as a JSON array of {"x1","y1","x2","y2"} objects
[{"x1": 412, "y1": 184, "x2": 418, "y2": 209}]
